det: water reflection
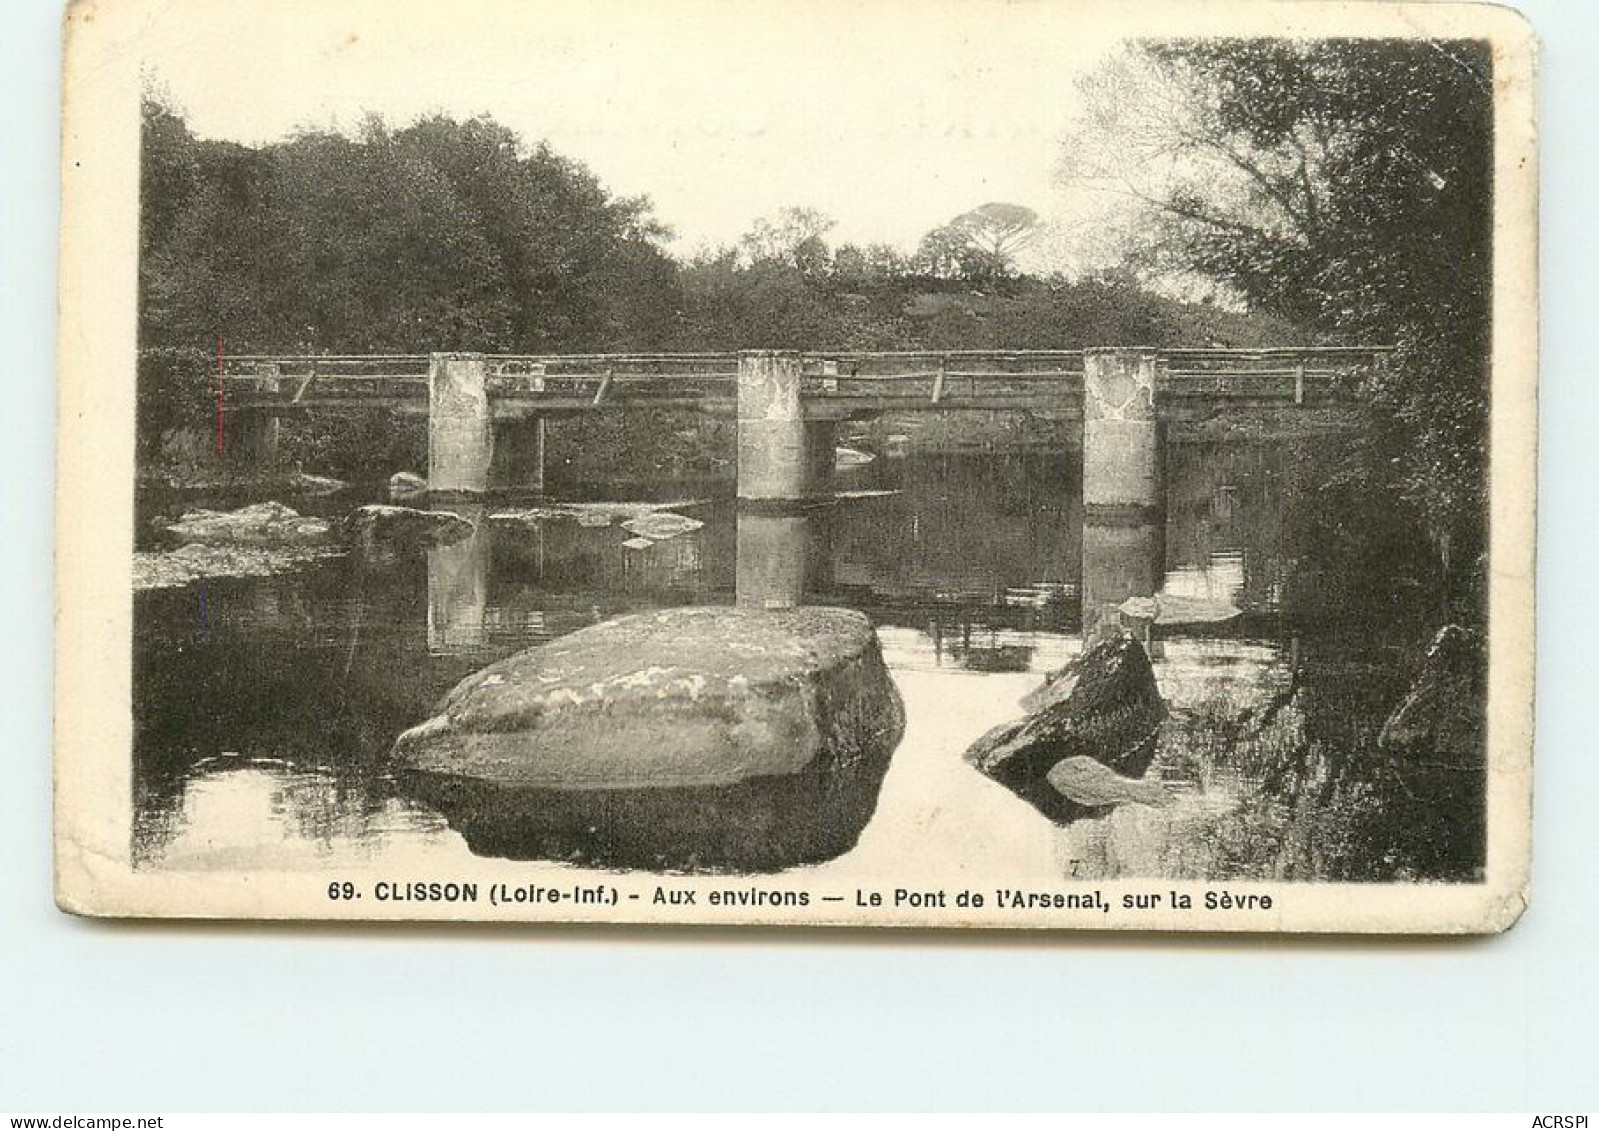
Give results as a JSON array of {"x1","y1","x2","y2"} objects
[
  {"x1": 1081, "y1": 513, "x2": 1164, "y2": 644},
  {"x1": 395, "y1": 728, "x2": 895, "y2": 872},
  {"x1": 427, "y1": 503, "x2": 489, "y2": 654},
  {"x1": 734, "y1": 506, "x2": 833, "y2": 610},
  {"x1": 132, "y1": 437, "x2": 1485, "y2": 881}
]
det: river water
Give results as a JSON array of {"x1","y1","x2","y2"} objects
[{"x1": 132, "y1": 428, "x2": 1486, "y2": 883}]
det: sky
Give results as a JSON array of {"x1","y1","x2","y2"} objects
[{"x1": 136, "y1": 0, "x2": 1130, "y2": 265}]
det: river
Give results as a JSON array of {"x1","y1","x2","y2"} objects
[{"x1": 131, "y1": 426, "x2": 1485, "y2": 883}]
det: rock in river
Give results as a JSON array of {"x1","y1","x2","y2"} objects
[
  {"x1": 391, "y1": 606, "x2": 905, "y2": 871},
  {"x1": 620, "y1": 511, "x2": 704, "y2": 541},
  {"x1": 133, "y1": 541, "x2": 341, "y2": 590},
  {"x1": 966, "y1": 630, "x2": 1167, "y2": 822},
  {"x1": 286, "y1": 472, "x2": 348, "y2": 496},
  {"x1": 163, "y1": 501, "x2": 332, "y2": 546},
  {"x1": 388, "y1": 471, "x2": 429, "y2": 498},
  {"x1": 1116, "y1": 591, "x2": 1242, "y2": 626},
  {"x1": 1046, "y1": 755, "x2": 1171, "y2": 811},
  {"x1": 344, "y1": 505, "x2": 475, "y2": 552}
]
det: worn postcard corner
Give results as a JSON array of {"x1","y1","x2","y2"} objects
[{"x1": 54, "y1": 0, "x2": 1537, "y2": 933}]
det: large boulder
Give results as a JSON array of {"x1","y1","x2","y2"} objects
[
  {"x1": 391, "y1": 606, "x2": 905, "y2": 871},
  {"x1": 1378, "y1": 625, "x2": 1485, "y2": 762},
  {"x1": 966, "y1": 630, "x2": 1167, "y2": 822},
  {"x1": 163, "y1": 501, "x2": 332, "y2": 546},
  {"x1": 343, "y1": 505, "x2": 474, "y2": 552}
]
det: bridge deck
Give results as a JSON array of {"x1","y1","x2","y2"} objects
[{"x1": 220, "y1": 347, "x2": 1388, "y2": 418}]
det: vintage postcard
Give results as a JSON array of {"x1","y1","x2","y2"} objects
[{"x1": 55, "y1": 0, "x2": 1537, "y2": 931}]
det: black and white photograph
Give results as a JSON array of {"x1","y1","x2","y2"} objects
[{"x1": 54, "y1": 0, "x2": 1536, "y2": 930}]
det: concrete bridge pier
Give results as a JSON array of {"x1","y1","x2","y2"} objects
[
  {"x1": 429, "y1": 353, "x2": 494, "y2": 496},
  {"x1": 737, "y1": 351, "x2": 833, "y2": 505},
  {"x1": 226, "y1": 364, "x2": 281, "y2": 465},
  {"x1": 228, "y1": 412, "x2": 280, "y2": 465},
  {"x1": 1082, "y1": 347, "x2": 1163, "y2": 516}
]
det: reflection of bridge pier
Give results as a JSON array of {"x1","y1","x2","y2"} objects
[
  {"x1": 427, "y1": 503, "x2": 489, "y2": 654},
  {"x1": 1082, "y1": 515, "x2": 1165, "y2": 644},
  {"x1": 736, "y1": 508, "x2": 834, "y2": 610}
]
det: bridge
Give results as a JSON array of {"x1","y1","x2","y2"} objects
[{"x1": 220, "y1": 345, "x2": 1386, "y2": 512}]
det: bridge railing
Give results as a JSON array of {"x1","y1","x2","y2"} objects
[
  {"x1": 219, "y1": 346, "x2": 1388, "y2": 409},
  {"x1": 221, "y1": 355, "x2": 432, "y2": 405},
  {"x1": 483, "y1": 354, "x2": 738, "y2": 405}
]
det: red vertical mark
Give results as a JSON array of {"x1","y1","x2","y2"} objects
[{"x1": 215, "y1": 336, "x2": 226, "y2": 457}]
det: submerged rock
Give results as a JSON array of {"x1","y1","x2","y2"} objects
[
  {"x1": 489, "y1": 500, "x2": 707, "y2": 531},
  {"x1": 620, "y1": 512, "x2": 704, "y2": 541},
  {"x1": 286, "y1": 472, "x2": 348, "y2": 495},
  {"x1": 133, "y1": 542, "x2": 341, "y2": 590},
  {"x1": 391, "y1": 607, "x2": 905, "y2": 870},
  {"x1": 344, "y1": 505, "x2": 474, "y2": 552},
  {"x1": 564, "y1": 500, "x2": 704, "y2": 521},
  {"x1": 1047, "y1": 755, "x2": 1172, "y2": 810},
  {"x1": 833, "y1": 489, "x2": 902, "y2": 501},
  {"x1": 1378, "y1": 625, "x2": 1485, "y2": 763},
  {"x1": 163, "y1": 502, "x2": 332, "y2": 546},
  {"x1": 388, "y1": 471, "x2": 428, "y2": 498},
  {"x1": 487, "y1": 507, "x2": 575, "y2": 530},
  {"x1": 1117, "y1": 592, "x2": 1242, "y2": 626},
  {"x1": 966, "y1": 630, "x2": 1167, "y2": 822}
]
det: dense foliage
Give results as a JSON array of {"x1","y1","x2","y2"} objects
[
  {"x1": 141, "y1": 104, "x2": 679, "y2": 354},
  {"x1": 138, "y1": 96, "x2": 1291, "y2": 471},
  {"x1": 1065, "y1": 39, "x2": 1494, "y2": 577}
]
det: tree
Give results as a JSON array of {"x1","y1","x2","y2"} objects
[
  {"x1": 1060, "y1": 40, "x2": 1494, "y2": 575},
  {"x1": 830, "y1": 242, "x2": 912, "y2": 291},
  {"x1": 913, "y1": 202, "x2": 1039, "y2": 282},
  {"x1": 913, "y1": 220, "x2": 980, "y2": 280},
  {"x1": 958, "y1": 202, "x2": 1041, "y2": 278},
  {"x1": 137, "y1": 100, "x2": 682, "y2": 355},
  {"x1": 737, "y1": 206, "x2": 836, "y2": 275}
]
